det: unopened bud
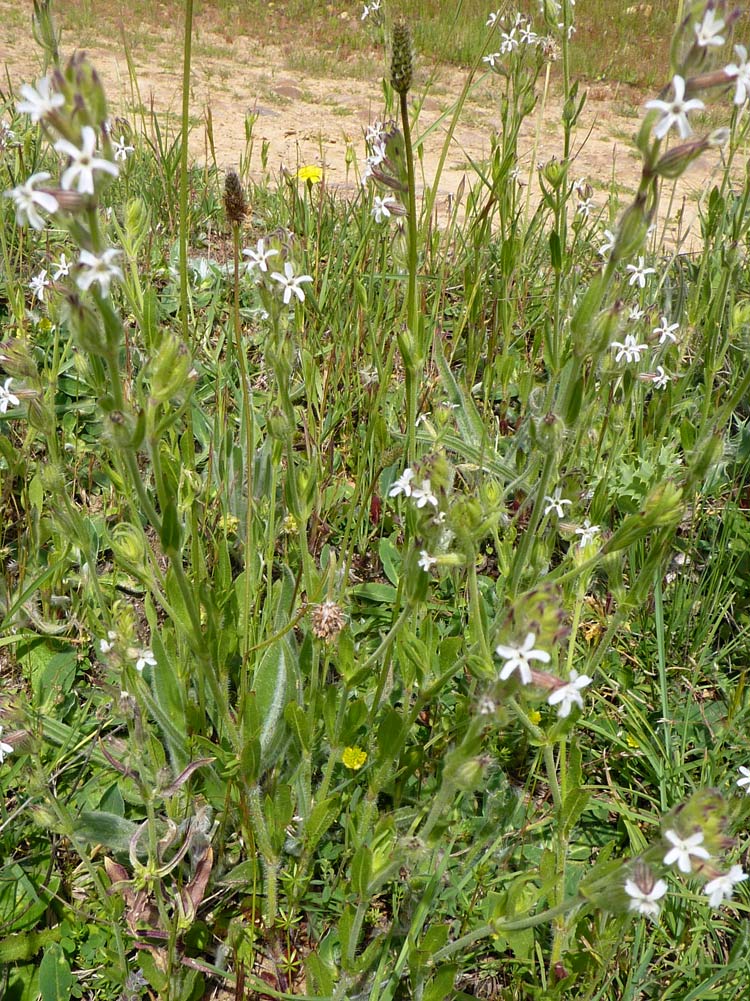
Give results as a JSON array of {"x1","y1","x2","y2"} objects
[{"x1": 224, "y1": 169, "x2": 247, "y2": 226}]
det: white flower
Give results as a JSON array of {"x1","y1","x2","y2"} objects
[
  {"x1": 365, "y1": 121, "x2": 384, "y2": 144},
  {"x1": 4, "y1": 172, "x2": 59, "y2": 230},
  {"x1": 663, "y1": 829, "x2": 711, "y2": 874},
  {"x1": 725, "y1": 45, "x2": 750, "y2": 105},
  {"x1": 483, "y1": 52, "x2": 501, "y2": 68},
  {"x1": 694, "y1": 8, "x2": 725, "y2": 48},
  {"x1": 389, "y1": 468, "x2": 415, "y2": 498},
  {"x1": 629, "y1": 304, "x2": 645, "y2": 321},
  {"x1": 16, "y1": 75, "x2": 64, "y2": 122},
  {"x1": 486, "y1": 11, "x2": 501, "y2": 27},
  {"x1": 574, "y1": 519, "x2": 600, "y2": 549},
  {"x1": 0, "y1": 726, "x2": 13, "y2": 764},
  {"x1": 411, "y1": 479, "x2": 439, "y2": 509},
  {"x1": 0, "y1": 377, "x2": 20, "y2": 414},
  {"x1": 418, "y1": 550, "x2": 437, "y2": 572},
  {"x1": 52, "y1": 253, "x2": 71, "y2": 280},
  {"x1": 612, "y1": 334, "x2": 648, "y2": 364},
  {"x1": 576, "y1": 197, "x2": 594, "y2": 218},
  {"x1": 598, "y1": 229, "x2": 616, "y2": 257},
  {"x1": 372, "y1": 195, "x2": 396, "y2": 222},
  {"x1": 652, "y1": 365, "x2": 670, "y2": 390},
  {"x1": 547, "y1": 669, "x2": 592, "y2": 718},
  {"x1": 113, "y1": 134, "x2": 135, "y2": 161},
  {"x1": 367, "y1": 141, "x2": 387, "y2": 168},
  {"x1": 495, "y1": 632, "x2": 551, "y2": 686},
  {"x1": 736, "y1": 765, "x2": 750, "y2": 794},
  {"x1": 29, "y1": 269, "x2": 50, "y2": 302},
  {"x1": 654, "y1": 315, "x2": 679, "y2": 344},
  {"x1": 499, "y1": 29, "x2": 518, "y2": 53},
  {"x1": 624, "y1": 870, "x2": 668, "y2": 921},
  {"x1": 271, "y1": 262, "x2": 313, "y2": 304},
  {"x1": 76, "y1": 248, "x2": 124, "y2": 298},
  {"x1": 645, "y1": 75, "x2": 705, "y2": 141},
  {"x1": 626, "y1": 256, "x2": 656, "y2": 288},
  {"x1": 703, "y1": 865, "x2": 748, "y2": 907},
  {"x1": 55, "y1": 126, "x2": 119, "y2": 195},
  {"x1": 543, "y1": 488, "x2": 572, "y2": 518},
  {"x1": 519, "y1": 24, "x2": 538, "y2": 45},
  {"x1": 134, "y1": 648, "x2": 157, "y2": 672},
  {"x1": 243, "y1": 238, "x2": 278, "y2": 273},
  {"x1": 99, "y1": 630, "x2": 118, "y2": 654}
]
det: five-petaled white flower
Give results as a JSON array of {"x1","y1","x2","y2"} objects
[
  {"x1": 0, "y1": 726, "x2": 13, "y2": 764},
  {"x1": 499, "y1": 29, "x2": 518, "y2": 53},
  {"x1": 612, "y1": 334, "x2": 648, "y2": 364},
  {"x1": 418, "y1": 550, "x2": 437, "y2": 572},
  {"x1": 703, "y1": 865, "x2": 748, "y2": 907},
  {"x1": 725, "y1": 45, "x2": 750, "y2": 105},
  {"x1": 694, "y1": 8, "x2": 725, "y2": 48},
  {"x1": 76, "y1": 248, "x2": 124, "y2": 298},
  {"x1": 16, "y1": 75, "x2": 65, "y2": 122},
  {"x1": 736, "y1": 765, "x2": 750, "y2": 794},
  {"x1": 652, "y1": 365, "x2": 670, "y2": 390},
  {"x1": 486, "y1": 10, "x2": 501, "y2": 27},
  {"x1": 389, "y1": 467, "x2": 415, "y2": 498},
  {"x1": 598, "y1": 229, "x2": 616, "y2": 258},
  {"x1": 29, "y1": 269, "x2": 51, "y2": 302},
  {"x1": 0, "y1": 377, "x2": 20, "y2": 414},
  {"x1": 574, "y1": 519, "x2": 600, "y2": 549},
  {"x1": 411, "y1": 479, "x2": 439, "y2": 509},
  {"x1": 495, "y1": 633, "x2": 551, "y2": 686},
  {"x1": 626, "y1": 256, "x2": 656, "y2": 288},
  {"x1": 4, "y1": 172, "x2": 59, "y2": 230},
  {"x1": 243, "y1": 238, "x2": 278, "y2": 273},
  {"x1": 547, "y1": 669, "x2": 592, "y2": 718},
  {"x1": 654, "y1": 315, "x2": 679, "y2": 344},
  {"x1": 629, "y1": 304, "x2": 645, "y2": 321},
  {"x1": 55, "y1": 126, "x2": 119, "y2": 195},
  {"x1": 271, "y1": 262, "x2": 313, "y2": 304},
  {"x1": 645, "y1": 75, "x2": 705, "y2": 141},
  {"x1": 543, "y1": 488, "x2": 572, "y2": 518},
  {"x1": 483, "y1": 52, "x2": 501, "y2": 68},
  {"x1": 113, "y1": 134, "x2": 135, "y2": 161},
  {"x1": 134, "y1": 648, "x2": 157, "y2": 672},
  {"x1": 624, "y1": 868, "x2": 668, "y2": 921},
  {"x1": 372, "y1": 195, "x2": 396, "y2": 223},
  {"x1": 52, "y1": 253, "x2": 71, "y2": 280},
  {"x1": 663, "y1": 828, "x2": 711, "y2": 874}
]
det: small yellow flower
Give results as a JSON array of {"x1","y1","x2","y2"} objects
[
  {"x1": 626, "y1": 733, "x2": 640, "y2": 749},
  {"x1": 296, "y1": 165, "x2": 323, "y2": 184},
  {"x1": 528, "y1": 710, "x2": 542, "y2": 725},
  {"x1": 342, "y1": 746, "x2": 367, "y2": 771}
]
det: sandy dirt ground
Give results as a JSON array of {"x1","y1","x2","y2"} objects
[{"x1": 0, "y1": 3, "x2": 733, "y2": 245}]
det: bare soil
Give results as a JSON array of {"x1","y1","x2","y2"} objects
[{"x1": 0, "y1": 4, "x2": 728, "y2": 244}]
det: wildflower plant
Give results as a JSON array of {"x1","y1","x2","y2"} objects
[{"x1": 2, "y1": 1, "x2": 750, "y2": 999}]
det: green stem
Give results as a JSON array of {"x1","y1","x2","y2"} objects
[
  {"x1": 400, "y1": 88, "x2": 419, "y2": 463},
  {"x1": 178, "y1": 0, "x2": 194, "y2": 344}
]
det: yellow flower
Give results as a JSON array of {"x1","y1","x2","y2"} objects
[
  {"x1": 296, "y1": 165, "x2": 323, "y2": 184},
  {"x1": 528, "y1": 710, "x2": 542, "y2": 725},
  {"x1": 342, "y1": 746, "x2": 367, "y2": 771},
  {"x1": 626, "y1": 733, "x2": 640, "y2": 749}
]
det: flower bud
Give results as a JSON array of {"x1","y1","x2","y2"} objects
[
  {"x1": 150, "y1": 334, "x2": 192, "y2": 403},
  {"x1": 110, "y1": 522, "x2": 147, "y2": 569}
]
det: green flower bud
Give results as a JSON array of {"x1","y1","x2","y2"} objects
[
  {"x1": 541, "y1": 156, "x2": 567, "y2": 189},
  {"x1": 150, "y1": 334, "x2": 192, "y2": 403},
  {"x1": 110, "y1": 522, "x2": 147, "y2": 569}
]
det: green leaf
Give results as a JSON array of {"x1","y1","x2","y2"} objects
[
  {"x1": 424, "y1": 965, "x2": 459, "y2": 1001},
  {"x1": 39, "y1": 942, "x2": 74, "y2": 1001},
  {"x1": 304, "y1": 797, "x2": 339, "y2": 855},
  {"x1": 253, "y1": 640, "x2": 291, "y2": 754},
  {"x1": 74, "y1": 811, "x2": 139, "y2": 852},
  {"x1": 350, "y1": 844, "x2": 372, "y2": 898}
]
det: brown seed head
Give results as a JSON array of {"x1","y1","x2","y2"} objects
[
  {"x1": 224, "y1": 169, "x2": 247, "y2": 226},
  {"x1": 390, "y1": 20, "x2": 413, "y2": 95},
  {"x1": 310, "y1": 601, "x2": 346, "y2": 641}
]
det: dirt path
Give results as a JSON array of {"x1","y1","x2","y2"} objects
[{"x1": 0, "y1": 4, "x2": 728, "y2": 245}]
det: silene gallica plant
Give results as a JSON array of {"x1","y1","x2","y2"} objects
[{"x1": 2, "y1": 1, "x2": 750, "y2": 999}]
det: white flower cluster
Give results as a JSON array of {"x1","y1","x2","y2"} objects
[
  {"x1": 4, "y1": 77, "x2": 125, "y2": 301},
  {"x1": 493, "y1": 631, "x2": 593, "y2": 717},
  {"x1": 242, "y1": 238, "x2": 313, "y2": 304},
  {"x1": 483, "y1": 11, "x2": 542, "y2": 67}
]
